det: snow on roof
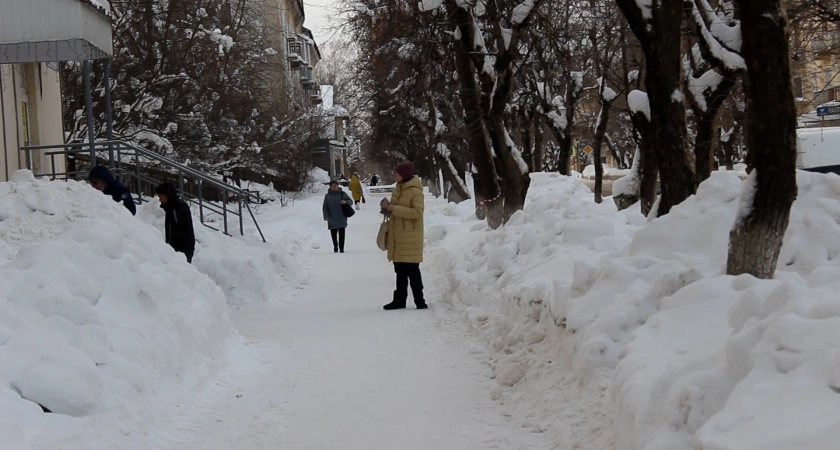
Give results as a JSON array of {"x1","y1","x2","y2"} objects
[{"x1": 79, "y1": 0, "x2": 111, "y2": 17}]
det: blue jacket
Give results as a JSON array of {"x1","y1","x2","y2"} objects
[
  {"x1": 322, "y1": 189, "x2": 353, "y2": 229},
  {"x1": 89, "y1": 166, "x2": 137, "y2": 216}
]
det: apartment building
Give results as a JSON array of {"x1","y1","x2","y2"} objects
[
  {"x1": 792, "y1": 17, "x2": 840, "y2": 126},
  {"x1": 263, "y1": 0, "x2": 322, "y2": 107}
]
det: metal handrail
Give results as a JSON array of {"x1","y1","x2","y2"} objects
[
  {"x1": 21, "y1": 141, "x2": 261, "y2": 201},
  {"x1": 20, "y1": 141, "x2": 266, "y2": 242}
]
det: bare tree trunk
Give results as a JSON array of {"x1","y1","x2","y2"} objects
[
  {"x1": 726, "y1": 0, "x2": 798, "y2": 279},
  {"x1": 630, "y1": 108, "x2": 658, "y2": 216},
  {"x1": 471, "y1": 168, "x2": 487, "y2": 220},
  {"x1": 690, "y1": 76, "x2": 736, "y2": 183},
  {"x1": 448, "y1": 6, "x2": 502, "y2": 227},
  {"x1": 488, "y1": 115, "x2": 530, "y2": 222},
  {"x1": 721, "y1": 127, "x2": 736, "y2": 170},
  {"x1": 534, "y1": 113, "x2": 545, "y2": 171},
  {"x1": 592, "y1": 95, "x2": 614, "y2": 204},
  {"x1": 557, "y1": 79, "x2": 581, "y2": 176},
  {"x1": 435, "y1": 151, "x2": 470, "y2": 203},
  {"x1": 617, "y1": 0, "x2": 696, "y2": 216},
  {"x1": 605, "y1": 135, "x2": 626, "y2": 169}
]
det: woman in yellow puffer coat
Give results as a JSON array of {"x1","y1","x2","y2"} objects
[
  {"x1": 380, "y1": 162, "x2": 427, "y2": 310},
  {"x1": 348, "y1": 174, "x2": 363, "y2": 210}
]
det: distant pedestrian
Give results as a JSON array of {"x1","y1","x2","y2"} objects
[
  {"x1": 380, "y1": 162, "x2": 427, "y2": 310},
  {"x1": 89, "y1": 165, "x2": 137, "y2": 216},
  {"x1": 155, "y1": 182, "x2": 196, "y2": 263},
  {"x1": 370, "y1": 174, "x2": 379, "y2": 186},
  {"x1": 322, "y1": 180, "x2": 353, "y2": 253},
  {"x1": 348, "y1": 173, "x2": 364, "y2": 210}
]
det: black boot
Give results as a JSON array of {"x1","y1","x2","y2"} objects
[{"x1": 383, "y1": 291, "x2": 406, "y2": 310}]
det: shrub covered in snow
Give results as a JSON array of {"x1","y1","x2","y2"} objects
[
  {"x1": 0, "y1": 171, "x2": 228, "y2": 444},
  {"x1": 426, "y1": 170, "x2": 840, "y2": 450}
]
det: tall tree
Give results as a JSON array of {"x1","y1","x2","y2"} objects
[
  {"x1": 615, "y1": 0, "x2": 697, "y2": 216},
  {"x1": 726, "y1": 0, "x2": 799, "y2": 278}
]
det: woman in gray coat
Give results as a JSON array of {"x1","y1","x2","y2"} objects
[{"x1": 323, "y1": 180, "x2": 354, "y2": 253}]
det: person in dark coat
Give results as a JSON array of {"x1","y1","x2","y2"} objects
[
  {"x1": 322, "y1": 180, "x2": 353, "y2": 253},
  {"x1": 370, "y1": 175, "x2": 379, "y2": 186},
  {"x1": 89, "y1": 166, "x2": 137, "y2": 215},
  {"x1": 155, "y1": 182, "x2": 196, "y2": 263}
]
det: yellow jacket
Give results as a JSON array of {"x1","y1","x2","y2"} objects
[
  {"x1": 348, "y1": 176, "x2": 363, "y2": 201},
  {"x1": 387, "y1": 176, "x2": 424, "y2": 263}
]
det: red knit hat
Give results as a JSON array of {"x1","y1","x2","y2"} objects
[{"x1": 395, "y1": 162, "x2": 416, "y2": 179}]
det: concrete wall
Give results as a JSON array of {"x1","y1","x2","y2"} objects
[
  {"x1": 0, "y1": 0, "x2": 112, "y2": 62},
  {"x1": 0, "y1": 63, "x2": 65, "y2": 182}
]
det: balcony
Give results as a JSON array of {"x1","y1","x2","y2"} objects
[
  {"x1": 300, "y1": 64, "x2": 314, "y2": 86},
  {"x1": 286, "y1": 37, "x2": 304, "y2": 68},
  {"x1": 0, "y1": 0, "x2": 113, "y2": 63},
  {"x1": 310, "y1": 85, "x2": 322, "y2": 104}
]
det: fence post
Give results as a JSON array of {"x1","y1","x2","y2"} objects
[
  {"x1": 104, "y1": 58, "x2": 114, "y2": 168},
  {"x1": 223, "y1": 192, "x2": 229, "y2": 235},
  {"x1": 238, "y1": 193, "x2": 244, "y2": 236},
  {"x1": 198, "y1": 179, "x2": 204, "y2": 225},
  {"x1": 83, "y1": 60, "x2": 96, "y2": 165},
  {"x1": 135, "y1": 152, "x2": 142, "y2": 205}
]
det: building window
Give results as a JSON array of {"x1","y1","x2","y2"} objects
[{"x1": 793, "y1": 76, "x2": 803, "y2": 98}]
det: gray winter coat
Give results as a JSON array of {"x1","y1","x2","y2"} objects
[{"x1": 323, "y1": 189, "x2": 354, "y2": 229}]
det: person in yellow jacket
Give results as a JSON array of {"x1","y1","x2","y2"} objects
[
  {"x1": 380, "y1": 162, "x2": 427, "y2": 310},
  {"x1": 348, "y1": 173, "x2": 364, "y2": 210}
]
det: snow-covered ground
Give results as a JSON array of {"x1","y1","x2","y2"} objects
[
  {"x1": 0, "y1": 171, "x2": 547, "y2": 449},
  {"x1": 427, "y1": 170, "x2": 840, "y2": 450},
  {"x1": 0, "y1": 171, "x2": 229, "y2": 448},
  {"x1": 7, "y1": 167, "x2": 840, "y2": 449}
]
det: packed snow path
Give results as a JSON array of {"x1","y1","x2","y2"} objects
[{"x1": 161, "y1": 194, "x2": 543, "y2": 449}]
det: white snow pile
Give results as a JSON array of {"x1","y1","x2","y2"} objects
[
  {"x1": 0, "y1": 171, "x2": 228, "y2": 447},
  {"x1": 306, "y1": 167, "x2": 331, "y2": 193},
  {"x1": 138, "y1": 200, "x2": 304, "y2": 305},
  {"x1": 426, "y1": 170, "x2": 840, "y2": 450}
]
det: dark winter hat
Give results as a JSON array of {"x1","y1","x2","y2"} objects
[
  {"x1": 155, "y1": 182, "x2": 179, "y2": 198},
  {"x1": 395, "y1": 162, "x2": 416, "y2": 180},
  {"x1": 89, "y1": 165, "x2": 115, "y2": 183},
  {"x1": 328, "y1": 180, "x2": 339, "y2": 186}
]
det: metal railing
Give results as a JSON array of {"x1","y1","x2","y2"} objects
[{"x1": 20, "y1": 141, "x2": 266, "y2": 242}]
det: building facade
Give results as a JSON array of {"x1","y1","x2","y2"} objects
[
  {"x1": 312, "y1": 85, "x2": 350, "y2": 178},
  {"x1": 0, "y1": 63, "x2": 65, "y2": 181},
  {"x1": 263, "y1": 0, "x2": 322, "y2": 108},
  {"x1": 792, "y1": 17, "x2": 840, "y2": 126},
  {"x1": 0, "y1": 0, "x2": 113, "y2": 182}
]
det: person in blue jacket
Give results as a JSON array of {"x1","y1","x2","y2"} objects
[
  {"x1": 323, "y1": 180, "x2": 353, "y2": 253},
  {"x1": 89, "y1": 166, "x2": 137, "y2": 215}
]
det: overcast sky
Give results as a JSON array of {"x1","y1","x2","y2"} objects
[{"x1": 303, "y1": 0, "x2": 344, "y2": 47}]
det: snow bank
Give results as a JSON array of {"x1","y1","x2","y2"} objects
[
  {"x1": 427, "y1": 169, "x2": 840, "y2": 449},
  {"x1": 0, "y1": 171, "x2": 228, "y2": 444},
  {"x1": 138, "y1": 200, "x2": 305, "y2": 305}
]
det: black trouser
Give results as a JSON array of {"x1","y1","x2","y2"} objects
[
  {"x1": 181, "y1": 249, "x2": 194, "y2": 264},
  {"x1": 330, "y1": 227, "x2": 346, "y2": 251},
  {"x1": 393, "y1": 262, "x2": 425, "y2": 306}
]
